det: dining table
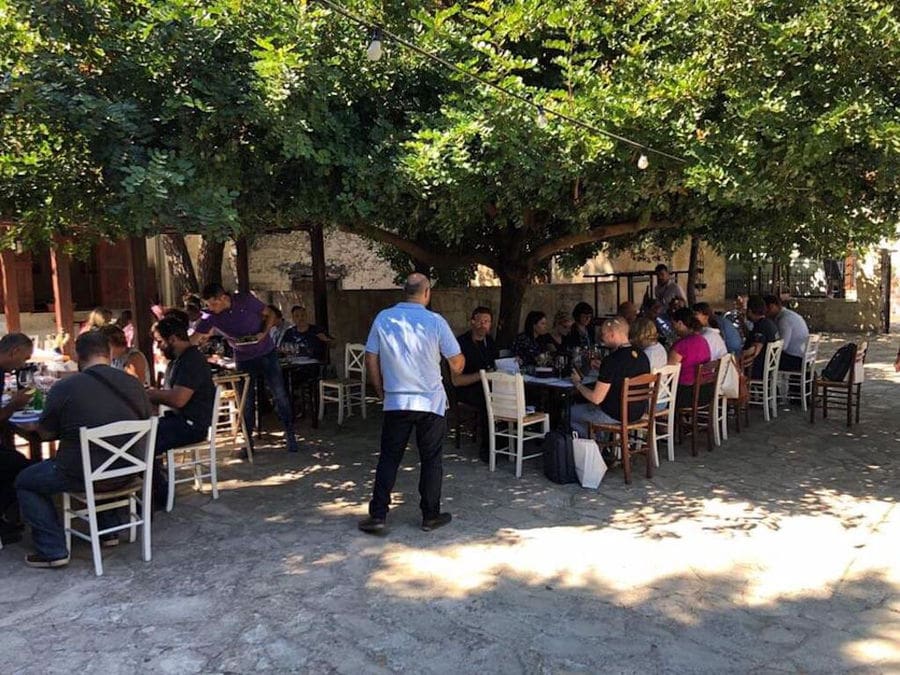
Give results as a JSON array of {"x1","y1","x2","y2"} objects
[{"x1": 521, "y1": 373, "x2": 595, "y2": 429}]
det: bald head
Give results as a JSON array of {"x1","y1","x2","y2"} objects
[{"x1": 404, "y1": 273, "x2": 432, "y2": 304}]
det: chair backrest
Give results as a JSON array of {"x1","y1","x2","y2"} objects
[
  {"x1": 804, "y1": 334, "x2": 820, "y2": 362},
  {"x1": 206, "y1": 385, "x2": 224, "y2": 441},
  {"x1": 714, "y1": 355, "x2": 731, "y2": 397},
  {"x1": 692, "y1": 359, "x2": 721, "y2": 408},
  {"x1": 653, "y1": 364, "x2": 681, "y2": 407},
  {"x1": 852, "y1": 341, "x2": 868, "y2": 384},
  {"x1": 345, "y1": 343, "x2": 366, "y2": 381},
  {"x1": 480, "y1": 370, "x2": 525, "y2": 421},
  {"x1": 78, "y1": 417, "x2": 159, "y2": 489},
  {"x1": 618, "y1": 372, "x2": 660, "y2": 425},
  {"x1": 763, "y1": 339, "x2": 784, "y2": 379}
]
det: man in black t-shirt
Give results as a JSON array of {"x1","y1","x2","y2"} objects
[
  {"x1": 570, "y1": 318, "x2": 650, "y2": 438},
  {"x1": 450, "y1": 307, "x2": 498, "y2": 460},
  {"x1": 148, "y1": 317, "x2": 216, "y2": 505},
  {"x1": 742, "y1": 295, "x2": 780, "y2": 379},
  {"x1": 15, "y1": 331, "x2": 151, "y2": 567}
]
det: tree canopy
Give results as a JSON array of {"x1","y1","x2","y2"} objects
[{"x1": 1, "y1": 0, "x2": 896, "y2": 340}]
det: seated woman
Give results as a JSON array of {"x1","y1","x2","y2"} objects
[
  {"x1": 565, "y1": 302, "x2": 596, "y2": 349},
  {"x1": 512, "y1": 311, "x2": 548, "y2": 367},
  {"x1": 629, "y1": 317, "x2": 667, "y2": 371},
  {"x1": 668, "y1": 308, "x2": 712, "y2": 408},
  {"x1": 539, "y1": 310, "x2": 573, "y2": 353},
  {"x1": 79, "y1": 307, "x2": 114, "y2": 335},
  {"x1": 281, "y1": 305, "x2": 333, "y2": 361},
  {"x1": 102, "y1": 324, "x2": 152, "y2": 387}
]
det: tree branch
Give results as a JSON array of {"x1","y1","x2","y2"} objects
[
  {"x1": 527, "y1": 220, "x2": 679, "y2": 265},
  {"x1": 339, "y1": 221, "x2": 493, "y2": 268}
]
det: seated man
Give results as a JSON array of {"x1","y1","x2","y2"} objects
[
  {"x1": 0, "y1": 333, "x2": 36, "y2": 544},
  {"x1": 764, "y1": 294, "x2": 809, "y2": 371},
  {"x1": 570, "y1": 318, "x2": 650, "y2": 438},
  {"x1": 450, "y1": 307, "x2": 498, "y2": 462},
  {"x1": 616, "y1": 301, "x2": 638, "y2": 326},
  {"x1": 15, "y1": 331, "x2": 151, "y2": 568},
  {"x1": 147, "y1": 317, "x2": 216, "y2": 504},
  {"x1": 742, "y1": 295, "x2": 780, "y2": 379},
  {"x1": 280, "y1": 305, "x2": 333, "y2": 360}
]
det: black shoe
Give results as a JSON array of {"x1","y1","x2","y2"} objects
[
  {"x1": 24, "y1": 553, "x2": 70, "y2": 568},
  {"x1": 230, "y1": 447, "x2": 249, "y2": 460},
  {"x1": 421, "y1": 512, "x2": 452, "y2": 532},
  {"x1": 101, "y1": 535, "x2": 119, "y2": 548},
  {"x1": 358, "y1": 516, "x2": 387, "y2": 535}
]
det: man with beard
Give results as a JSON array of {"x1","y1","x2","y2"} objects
[{"x1": 147, "y1": 317, "x2": 216, "y2": 508}]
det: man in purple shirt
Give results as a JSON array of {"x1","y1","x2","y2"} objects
[{"x1": 192, "y1": 283, "x2": 298, "y2": 454}]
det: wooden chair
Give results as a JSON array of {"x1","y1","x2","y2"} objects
[
  {"x1": 676, "y1": 360, "x2": 721, "y2": 456},
  {"x1": 165, "y1": 385, "x2": 223, "y2": 512},
  {"x1": 213, "y1": 372, "x2": 252, "y2": 462},
  {"x1": 748, "y1": 339, "x2": 784, "y2": 422},
  {"x1": 319, "y1": 343, "x2": 366, "y2": 426},
  {"x1": 63, "y1": 418, "x2": 158, "y2": 576},
  {"x1": 441, "y1": 359, "x2": 481, "y2": 449},
  {"x1": 480, "y1": 370, "x2": 549, "y2": 478},
  {"x1": 810, "y1": 341, "x2": 867, "y2": 427},
  {"x1": 780, "y1": 334, "x2": 820, "y2": 411},
  {"x1": 589, "y1": 372, "x2": 660, "y2": 484},
  {"x1": 652, "y1": 364, "x2": 680, "y2": 462}
]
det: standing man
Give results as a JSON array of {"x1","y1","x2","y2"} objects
[
  {"x1": 652, "y1": 264, "x2": 687, "y2": 308},
  {"x1": 763, "y1": 295, "x2": 809, "y2": 371},
  {"x1": 358, "y1": 274, "x2": 464, "y2": 535},
  {"x1": 451, "y1": 307, "x2": 498, "y2": 462},
  {"x1": 193, "y1": 283, "x2": 298, "y2": 454}
]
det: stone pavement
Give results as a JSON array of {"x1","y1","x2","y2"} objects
[{"x1": 1, "y1": 333, "x2": 898, "y2": 673}]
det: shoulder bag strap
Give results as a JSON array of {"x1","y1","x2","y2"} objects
[{"x1": 83, "y1": 368, "x2": 147, "y2": 420}]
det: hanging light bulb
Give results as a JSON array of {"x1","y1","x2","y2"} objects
[
  {"x1": 366, "y1": 28, "x2": 384, "y2": 62},
  {"x1": 637, "y1": 153, "x2": 650, "y2": 170},
  {"x1": 536, "y1": 105, "x2": 548, "y2": 128}
]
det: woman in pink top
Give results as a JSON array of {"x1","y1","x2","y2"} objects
[{"x1": 668, "y1": 307, "x2": 711, "y2": 387}]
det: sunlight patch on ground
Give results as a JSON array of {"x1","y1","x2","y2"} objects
[{"x1": 367, "y1": 495, "x2": 898, "y2": 613}]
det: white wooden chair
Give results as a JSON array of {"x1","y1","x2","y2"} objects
[
  {"x1": 712, "y1": 355, "x2": 735, "y2": 446},
  {"x1": 165, "y1": 385, "x2": 223, "y2": 512},
  {"x1": 319, "y1": 343, "x2": 366, "y2": 426},
  {"x1": 480, "y1": 370, "x2": 549, "y2": 478},
  {"x1": 63, "y1": 418, "x2": 158, "y2": 576},
  {"x1": 652, "y1": 364, "x2": 681, "y2": 462},
  {"x1": 748, "y1": 339, "x2": 783, "y2": 422},
  {"x1": 779, "y1": 334, "x2": 819, "y2": 411}
]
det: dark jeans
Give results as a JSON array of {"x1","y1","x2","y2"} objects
[
  {"x1": 0, "y1": 447, "x2": 32, "y2": 517},
  {"x1": 368, "y1": 411, "x2": 446, "y2": 520},
  {"x1": 780, "y1": 353, "x2": 803, "y2": 372},
  {"x1": 15, "y1": 460, "x2": 85, "y2": 559},
  {"x1": 239, "y1": 350, "x2": 295, "y2": 444},
  {"x1": 152, "y1": 414, "x2": 209, "y2": 504}
]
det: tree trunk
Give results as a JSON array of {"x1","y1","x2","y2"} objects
[
  {"x1": 687, "y1": 234, "x2": 700, "y2": 306},
  {"x1": 197, "y1": 238, "x2": 224, "y2": 289},
  {"x1": 161, "y1": 234, "x2": 198, "y2": 300},
  {"x1": 496, "y1": 271, "x2": 529, "y2": 349}
]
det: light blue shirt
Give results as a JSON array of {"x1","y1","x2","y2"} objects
[
  {"x1": 365, "y1": 302, "x2": 461, "y2": 415},
  {"x1": 718, "y1": 316, "x2": 743, "y2": 355},
  {"x1": 776, "y1": 308, "x2": 809, "y2": 358}
]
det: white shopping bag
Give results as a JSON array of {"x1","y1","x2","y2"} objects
[
  {"x1": 571, "y1": 432, "x2": 607, "y2": 489},
  {"x1": 721, "y1": 355, "x2": 740, "y2": 399}
]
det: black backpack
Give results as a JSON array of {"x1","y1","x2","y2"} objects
[
  {"x1": 542, "y1": 430, "x2": 579, "y2": 484},
  {"x1": 821, "y1": 343, "x2": 857, "y2": 382}
]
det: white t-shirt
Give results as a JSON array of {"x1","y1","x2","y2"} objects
[
  {"x1": 701, "y1": 327, "x2": 728, "y2": 361},
  {"x1": 644, "y1": 342, "x2": 668, "y2": 371}
]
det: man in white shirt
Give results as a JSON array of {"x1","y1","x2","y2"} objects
[
  {"x1": 692, "y1": 303, "x2": 728, "y2": 360},
  {"x1": 652, "y1": 264, "x2": 687, "y2": 307},
  {"x1": 358, "y1": 274, "x2": 465, "y2": 535},
  {"x1": 764, "y1": 295, "x2": 809, "y2": 371}
]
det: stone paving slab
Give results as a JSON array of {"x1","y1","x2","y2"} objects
[{"x1": 0, "y1": 333, "x2": 898, "y2": 673}]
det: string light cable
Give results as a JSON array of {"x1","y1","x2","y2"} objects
[{"x1": 313, "y1": 0, "x2": 687, "y2": 166}]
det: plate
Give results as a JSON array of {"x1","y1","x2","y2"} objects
[{"x1": 10, "y1": 410, "x2": 41, "y2": 424}]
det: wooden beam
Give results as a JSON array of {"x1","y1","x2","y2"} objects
[
  {"x1": 235, "y1": 238, "x2": 250, "y2": 294},
  {"x1": 0, "y1": 250, "x2": 22, "y2": 333},
  {"x1": 50, "y1": 242, "x2": 75, "y2": 357},
  {"x1": 127, "y1": 237, "x2": 155, "y2": 366},
  {"x1": 309, "y1": 224, "x2": 329, "y2": 332}
]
